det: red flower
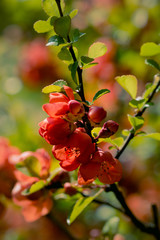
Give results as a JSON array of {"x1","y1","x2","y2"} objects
[
  {"x1": 11, "y1": 149, "x2": 53, "y2": 222},
  {"x1": 39, "y1": 117, "x2": 75, "y2": 145},
  {"x1": 11, "y1": 149, "x2": 51, "y2": 180},
  {"x1": 18, "y1": 39, "x2": 60, "y2": 88},
  {"x1": 12, "y1": 182, "x2": 53, "y2": 222},
  {"x1": 52, "y1": 128, "x2": 95, "y2": 171},
  {"x1": 78, "y1": 148, "x2": 122, "y2": 185},
  {"x1": 42, "y1": 86, "x2": 84, "y2": 121},
  {"x1": 0, "y1": 137, "x2": 20, "y2": 198}
]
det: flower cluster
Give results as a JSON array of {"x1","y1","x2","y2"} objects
[
  {"x1": 11, "y1": 149, "x2": 53, "y2": 222},
  {"x1": 39, "y1": 85, "x2": 122, "y2": 185}
]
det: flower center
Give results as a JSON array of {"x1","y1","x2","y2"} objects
[{"x1": 65, "y1": 146, "x2": 80, "y2": 159}]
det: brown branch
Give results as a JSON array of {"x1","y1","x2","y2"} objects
[
  {"x1": 115, "y1": 75, "x2": 160, "y2": 159},
  {"x1": 55, "y1": 0, "x2": 86, "y2": 102},
  {"x1": 111, "y1": 75, "x2": 160, "y2": 239}
]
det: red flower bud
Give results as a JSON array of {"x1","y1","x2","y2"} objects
[
  {"x1": 68, "y1": 100, "x2": 83, "y2": 115},
  {"x1": 64, "y1": 182, "x2": 77, "y2": 196},
  {"x1": 104, "y1": 120, "x2": 119, "y2": 133},
  {"x1": 88, "y1": 106, "x2": 107, "y2": 123},
  {"x1": 97, "y1": 120, "x2": 119, "y2": 138}
]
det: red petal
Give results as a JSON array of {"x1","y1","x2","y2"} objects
[
  {"x1": 22, "y1": 195, "x2": 53, "y2": 222},
  {"x1": 78, "y1": 162, "x2": 100, "y2": 184},
  {"x1": 49, "y1": 92, "x2": 69, "y2": 103},
  {"x1": 64, "y1": 86, "x2": 74, "y2": 100},
  {"x1": 60, "y1": 159, "x2": 80, "y2": 171},
  {"x1": 42, "y1": 102, "x2": 69, "y2": 117},
  {"x1": 98, "y1": 158, "x2": 122, "y2": 184}
]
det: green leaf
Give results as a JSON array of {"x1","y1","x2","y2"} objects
[
  {"x1": 102, "y1": 217, "x2": 120, "y2": 236},
  {"x1": 85, "y1": 100, "x2": 93, "y2": 106},
  {"x1": 129, "y1": 98, "x2": 146, "y2": 110},
  {"x1": 53, "y1": 79, "x2": 68, "y2": 87},
  {"x1": 144, "y1": 133, "x2": 160, "y2": 141},
  {"x1": 69, "y1": 9, "x2": 78, "y2": 19},
  {"x1": 71, "y1": 29, "x2": 86, "y2": 43},
  {"x1": 102, "y1": 137, "x2": 124, "y2": 149},
  {"x1": 140, "y1": 42, "x2": 160, "y2": 57},
  {"x1": 46, "y1": 35, "x2": 65, "y2": 46},
  {"x1": 42, "y1": 84, "x2": 61, "y2": 93},
  {"x1": 93, "y1": 89, "x2": 110, "y2": 102},
  {"x1": 67, "y1": 189, "x2": 103, "y2": 225},
  {"x1": 54, "y1": 16, "x2": 71, "y2": 39},
  {"x1": 82, "y1": 63, "x2": 98, "y2": 69},
  {"x1": 69, "y1": 61, "x2": 78, "y2": 83},
  {"x1": 58, "y1": 47, "x2": 72, "y2": 61},
  {"x1": 127, "y1": 114, "x2": 144, "y2": 131},
  {"x1": 88, "y1": 42, "x2": 107, "y2": 58},
  {"x1": 115, "y1": 75, "x2": 137, "y2": 99},
  {"x1": 91, "y1": 127, "x2": 101, "y2": 138},
  {"x1": 143, "y1": 83, "x2": 156, "y2": 99},
  {"x1": 81, "y1": 56, "x2": 94, "y2": 64},
  {"x1": 42, "y1": 79, "x2": 68, "y2": 93},
  {"x1": 42, "y1": 0, "x2": 65, "y2": 17},
  {"x1": 144, "y1": 102, "x2": 154, "y2": 108},
  {"x1": 145, "y1": 59, "x2": 160, "y2": 71},
  {"x1": 122, "y1": 129, "x2": 130, "y2": 136},
  {"x1": 33, "y1": 20, "x2": 53, "y2": 33},
  {"x1": 16, "y1": 156, "x2": 41, "y2": 177},
  {"x1": 22, "y1": 180, "x2": 46, "y2": 196}
]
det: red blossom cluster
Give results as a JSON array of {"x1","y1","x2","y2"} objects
[
  {"x1": 18, "y1": 39, "x2": 60, "y2": 88},
  {"x1": 11, "y1": 149, "x2": 53, "y2": 222},
  {"x1": 39, "y1": 85, "x2": 122, "y2": 185}
]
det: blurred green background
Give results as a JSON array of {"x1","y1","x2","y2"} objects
[{"x1": 0, "y1": 0, "x2": 160, "y2": 239}]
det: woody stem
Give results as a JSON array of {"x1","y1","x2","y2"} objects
[
  {"x1": 55, "y1": 0, "x2": 86, "y2": 103},
  {"x1": 110, "y1": 75, "x2": 160, "y2": 239}
]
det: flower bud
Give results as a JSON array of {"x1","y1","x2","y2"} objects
[
  {"x1": 68, "y1": 100, "x2": 83, "y2": 115},
  {"x1": 97, "y1": 120, "x2": 119, "y2": 138},
  {"x1": 64, "y1": 182, "x2": 77, "y2": 196},
  {"x1": 88, "y1": 106, "x2": 107, "y2": 123}
]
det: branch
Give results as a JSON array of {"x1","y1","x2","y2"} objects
[
  {"x1": 55, "y1": 0, "x2": 86, "y2": 102},
  {"x1": 115, "y1": 75, "x2": 160, "y2": 159},
  {"x1": 110, "y1": 75, "x2": 160, "y2": 239},
  {"x1": 110, "y1": 184, "x2": 160, "y2": 239}
]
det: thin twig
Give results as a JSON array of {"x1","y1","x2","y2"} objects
[
  {"x1": 152, "y1": 204, "x2": 159, "y2": 231},
  {"x1": 111, "y1": 76, "x2": 160, "y2": 239},
  {"x1": 115, "y1": 76, "x2": 160, "y2": 159},
  {"x1": 110, "y1": 184, "x2": 160, "y2": 239},
  {"x1": 55, "y1": 0, "x2": 86, "y2": 102}
]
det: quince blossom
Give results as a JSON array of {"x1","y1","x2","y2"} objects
[
  {"x1": 43, "y1": 86, "x2": 84, "y2": 121},
  {"x1": 52, "y1": 128, "x2": 95, "y2": 171},
  {"x1": 11, "y1": 149, "x2": 53, "y2": 222},
  {"x1": 78, "y1": 148, "x2": 122, "y2": 185},
  {"x1": 39, "y1": 117, "x2": 75, "y2": 145}
]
